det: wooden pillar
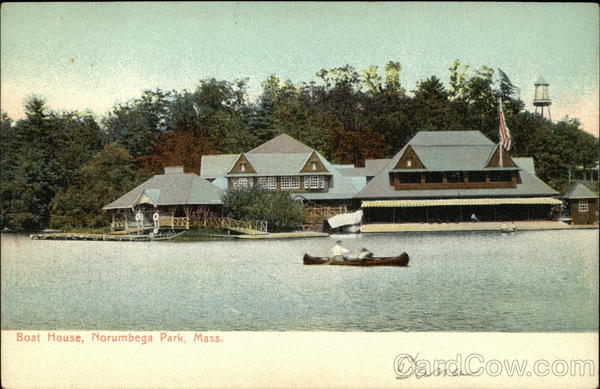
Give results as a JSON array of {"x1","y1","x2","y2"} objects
[{"x1": 184, "y1": 206, "x2": 191, "y2": 229}]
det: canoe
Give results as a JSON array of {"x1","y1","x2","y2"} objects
[{"x1": 303, "y1": 253, "x2": 409, "y2": 267}]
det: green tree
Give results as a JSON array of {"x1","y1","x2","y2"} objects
[
  {"x1": 50, "y1": 143, "x2": 146, "y2": 229},
  {"x1": 411, "y1": 76, "x2": 451, "y2": 132},
  {"x1": 103, "y1": 89, "x2": 173, "y2": 158},
  {"x1": 222, "y1": 187, "x2": 305, "y2": 232}
]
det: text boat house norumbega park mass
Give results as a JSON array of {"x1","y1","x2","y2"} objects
[{"x1": 101, "y1": 130, "x2": 589, "y2": 233}]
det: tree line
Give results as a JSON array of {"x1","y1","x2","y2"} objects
[{"x1": 1, "y1": 60, "x2": 598, "y2": 231}]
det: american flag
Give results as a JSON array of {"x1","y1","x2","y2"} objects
[{"x1": 498, "y1": 97, "x2": 511, "y2": 151}]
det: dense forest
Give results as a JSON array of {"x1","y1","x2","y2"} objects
[{"x1": 1, "y1": 60, "x2": 598, "y2": 231}]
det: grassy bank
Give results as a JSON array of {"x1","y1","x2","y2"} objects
[{"x1": 170, "y1": 228, "x2": 236, "y2": 242}]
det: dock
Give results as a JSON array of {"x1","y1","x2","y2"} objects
[
  {"x1": 235, "y1": 231, "x2": 329, "y2": 239},
  {"x1": 360, "y1": 221, "x2": 598, "y2": 233},
  {"x1": 29, "y1": 232, "x2": 181, "y2": 241}
]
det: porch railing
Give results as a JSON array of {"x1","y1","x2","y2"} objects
[
  {"x1": 303, "y1": 206, "x2": 348, "y2": 224},
  {"x1": 112, "y1": 216, "x2": 268, "y2": 233}
]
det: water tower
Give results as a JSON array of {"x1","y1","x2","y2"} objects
[{"x1": 533, "y1": 76, "x2": 551, "y2": 119}]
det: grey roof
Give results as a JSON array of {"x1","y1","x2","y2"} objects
[
  {"x1": 200, "y1": 154, "x2": 238, "y2": 178},
  {"x1": 336, "y1": 159, "x2": 391, "y2": 177},
  {"x1": 513, "y1": 157, "x2": 536, "y2": 175},
  {"x1": 405, "y1": 144, "x2": 497, "y2": 171},
  {"x1": 297, "y1": 151, "x2": 360, "y2": 200},
  {"x1": 248, "y1": 133, "x2": 313, "y2": 154},
  {"x1": 409, "y1": 131, "x2": 494, "y2": 146},
  {"x1": 365, "y1": 159, "x2": 392, "y2": 176},
  {"x1": 563, "y1": 181, "x2": 598, "y2": 199},
  {"x1": 200, "y1": 133, "x2": 387, "y2": 201},
  {"x1": 103, "y1": 172, "x2": 223, "y2": 209},
  {"x1": 355, "y1": 131, "x2": 559, "y2": 199},
  {"x1": 242, "y1": 153, "x2": 317, "y2": 175}
]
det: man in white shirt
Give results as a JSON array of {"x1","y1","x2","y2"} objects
[
  {"x1": 331, "y1": 240, "x2": 350, "y2": 259},
  {"x1": 358, "y1": 247, "x2": 373, "y2": 260}
]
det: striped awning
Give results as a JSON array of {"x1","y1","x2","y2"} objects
[{"x1": 361, "y1": 197, "x2": 563, "y2": 208}]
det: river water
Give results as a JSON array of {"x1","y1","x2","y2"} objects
[{"x1": 1, "y1": 230, "x2": 597, "y2": 332}]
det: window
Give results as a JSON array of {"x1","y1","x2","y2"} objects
[
  {"x1": 406, "y1": 159, "x2": 412, "y2": 167},
  {"x1": 258, "y1": 177, "x2": 277, "y2": 190},
  {"x1": 281, "y1": 176, "x2": 299, "y2": 190},
  {"x1": 579, "y1": 200, "x2": 588, "y2": 213},
  {"x1": 425, "y1": 172, "x2": 443, "y2": 183},
  {"x1": 489, "y1": 171, "x2": 512, "y2": 182},
  {"x1": 240, "y1": 163, "x2": 246, "y2": 172},
  {"x1": 290, "y1": 176, "x2": 300, "y2": 189},
  {"x1": 233, "y1": 177, "x2": 249, "y2": 189},
  {"x1": 447, "y1": 172, "x2": 464, "y2": 183},
  {"x1": 304, "y1": 175, "x2": 325, "y2": 189},
  {"x1": 257, "y1": 177, "x2": 268, "y2": 189},
  {"x1": 468, "y1": 172, "x2": 486, "y2": 183},
  {"x1": 311, "y1": 161, "x2": 318, "y2": 171},
  {"x1": 399, "y1": 173, "x2": 420, "y2": 184}
]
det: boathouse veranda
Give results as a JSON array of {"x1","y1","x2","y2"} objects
[{"x1": 361, "y1": 199, "x2": 562, "y2": 224}]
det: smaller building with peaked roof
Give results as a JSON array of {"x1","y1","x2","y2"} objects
[
  {"x1": 563, "y1": 180, "x2": 598, "y2": 225},
  {"x1": 103, "y1": 166, "x2": 224, "y2": 229}
]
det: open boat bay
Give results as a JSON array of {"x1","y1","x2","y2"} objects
[{"x1": 1, "y1": 230, "x2": 597, "y2": 332}]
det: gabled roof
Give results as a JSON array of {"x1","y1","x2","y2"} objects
[
  {"x1": 563, "y1": 181, "x2": 598, "y2": 199},
  {"x1": 513, "y1": 157, "x2": 536, "y2": 175},
  {"x1": 336, "y1": 159, "x2": 391, "y2": 177},
  {"x1": 355, "y1": 131, "x2": 559, "y2": 199},
  {"x1": 200, "y1": 154, "x2": 239, "y2": 178},
  {"x1": 406, "y1": 144, "x2": 497, "y2": 171},
  {"x1": 200, "y1": 133, "x2": 365, "y2": 200},
  {"x1": 248, "y1": 133, "x2": 313, "y2": 154},
  {"x1": 103, "y1": 172, "x2": 223, "y2": 209},
  {"x1": 390, "y1": 132, "x2": 511, "y2": 172},
  {"x1": 409, "y1": 131, "x2": 494, "y2": 146},
  {"x1": 292, "y1": 151, "x2": 363, "y2": 200},
  {"x1": 234, "y1": 153, "x2": 314, "y2": 175}
]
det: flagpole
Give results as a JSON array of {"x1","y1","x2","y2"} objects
[{"x1": 499, "y1": 97, "x2": 503, "y2": 167}]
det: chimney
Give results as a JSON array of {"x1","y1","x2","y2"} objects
[{"x1": 164, "y1": 166, "x2": 184, "y2": 174}]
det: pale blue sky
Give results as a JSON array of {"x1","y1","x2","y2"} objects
[{"x1": 1, "y1": 2, "x2": 598, "y2": 135}]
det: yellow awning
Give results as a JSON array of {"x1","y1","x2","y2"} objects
[{"x1": 361, "y1": 197, "x2": 563, "y2": 208}]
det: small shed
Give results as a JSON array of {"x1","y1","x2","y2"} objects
[{"x1": 563, "y1": 181, "x2": 598, "y2": 225}]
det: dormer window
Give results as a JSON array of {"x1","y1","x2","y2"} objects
[
  {"x1": 311, "y1": 161, "x2": 318, "y2": 171},
  {"x1": 406, "y1": 160, "x2": 412, "y2": 167},
  {"x1": 240, "y1": 163, "x2": 246, "y2": 172}
]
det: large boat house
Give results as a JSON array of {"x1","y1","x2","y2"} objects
[
  {"x1": 356, "y1": 131, "x2": 562, "y2": 223},
  {"x1": 104, "y1": 131, "x2": 565, "y2": 229}
]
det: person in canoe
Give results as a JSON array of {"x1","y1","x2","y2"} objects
[
  {"x1": 331, "y1": 240, "x2": 350, "y2": 259},
  {"x1": 358, "y1": 247, "x2": 374, "y2": 260}
]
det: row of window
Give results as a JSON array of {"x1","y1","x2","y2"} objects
[
  {"x1": 396, "y1": 171, "x2": 514, "y2": 184},
  {"x1": 232, "y1": 176, "x2": 326, "y2": 190}
]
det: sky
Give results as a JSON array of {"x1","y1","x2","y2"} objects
[{"x1": 1, "y1": 2, "x2": 598, "y2": 136}]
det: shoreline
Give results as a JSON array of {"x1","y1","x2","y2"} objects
[{"x1": 20, "y1": 220, "x2": 598, "y2": 242}]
